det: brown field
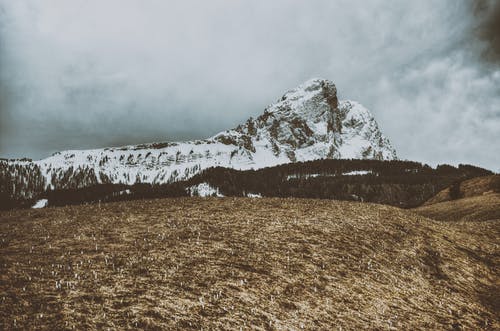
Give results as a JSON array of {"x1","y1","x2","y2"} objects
[
  {"x1": 414, "y1": 193, "x2": 500, "y2": 222},
  {"x1": 0, "y1": 198, "x2": 498, "y2": 330},
  {"x1": 424, "y1": 175, "x2": 500, "y2": 206},
  {"x1": 416, "y1": 174, "x2": 500, "y2": 222}
]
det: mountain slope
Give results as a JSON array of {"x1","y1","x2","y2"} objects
[{"x1": 1, "y1": 78, "x2": 396, "y2": 200}]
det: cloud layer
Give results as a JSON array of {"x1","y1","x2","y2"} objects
[{"x1": 0, "y1": 0, "x2": 499, "y2": 170}]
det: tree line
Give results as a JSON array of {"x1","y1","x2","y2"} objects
[{"x1": 1, "y1": 158, "x2": 492, "y2": 210}]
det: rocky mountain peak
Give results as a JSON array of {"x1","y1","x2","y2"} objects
[{"x1": 267, "y1": 78, "x2": 338, "y2": 119}]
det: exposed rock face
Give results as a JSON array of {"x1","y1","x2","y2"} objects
[{"x1": 1, "y1": 78, "x2": 397, "y2": 198}]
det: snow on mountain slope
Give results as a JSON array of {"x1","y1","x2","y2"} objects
[{"x1": 3, "y1": 78, "x2": 397, "y2": 195}]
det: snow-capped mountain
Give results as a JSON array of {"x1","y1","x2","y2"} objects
[{"x1": 1, "y1": 78, "x2": 396, "y2": 197}]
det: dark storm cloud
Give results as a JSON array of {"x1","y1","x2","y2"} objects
[
  {"x1": 0, "y1": 0, "x2": 498, "y2": 171},
  {"x1": 473, "y1": 0, "x2": 500, "y2": 63}
]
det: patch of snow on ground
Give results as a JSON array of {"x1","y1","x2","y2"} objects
[
  {"x1": 287, "y1": 170, "x2": 372, "y2": 180},
  {"x1": 343, "y1": 170, "x2": 372, "y2": 176},
  {"x1": 32, "y1": 199, "x2": 48, "y2": 209},
  {"x1": 246, "y1": 192, "x2": 262, "y2": 198},
  {"x1": 187, "y1": 182, "x2": 224, "y2": 197},
  {"x1": 287, "y1": 173, "x2": 322, "y2": 180}
]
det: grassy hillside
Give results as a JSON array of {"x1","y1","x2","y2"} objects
[
  {"x1": 414, "y1": 193, "x2": 500, "y2": 222},
  {"x1": 0, "y1": 198, "x2": 498, "y2": 329},
  {"x1": 423, "y1": 175, "x2": 500, "y2": 205},
  {"x1": 414, "y1": 175, "x2": 500, "y2": 222}
]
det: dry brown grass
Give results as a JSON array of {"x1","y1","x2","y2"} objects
[
  {"x1": 414, "y1": 193, "x2": 500, "y2": 222},
  {"x1": 424, "y1": 175, "x2": 500, "y2": 206},
  {"x1": 0, "y1": 197, "x2": 498, "y2": 330}
]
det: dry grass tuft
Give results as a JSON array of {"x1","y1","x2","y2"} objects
[{"x1": 0, "y1": 197, "x2": 498, "y2": 330}]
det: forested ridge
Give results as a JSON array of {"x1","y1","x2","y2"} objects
[
  {"x1": 0, "y1": 159, "x2": 493, "y2": 210},
  {"x1": 181, "y1": 159, "x2": 493, "y2": 207}
]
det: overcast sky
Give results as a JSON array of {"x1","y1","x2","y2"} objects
[{"x1": 0, "y1": 0, "x2": 499, "y2": 170}]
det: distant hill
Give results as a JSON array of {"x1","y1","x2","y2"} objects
[
  {"x1": 423, "y1": 175, "x2": 500, "y2": 205},
  {"x1": 413, "y1": 175, "x2": 500, "y2": 222},
  {"x1": 413, "y1": 194, "x2": 500, "y2": 222}
]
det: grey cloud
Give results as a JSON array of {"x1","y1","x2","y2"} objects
[{"x1": 0, "y1": 0, "x2": 498, "y2": 171}]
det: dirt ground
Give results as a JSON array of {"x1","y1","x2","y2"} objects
[{"x1": 0, "y1": 197, "x2": 498, "y2": 330}]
